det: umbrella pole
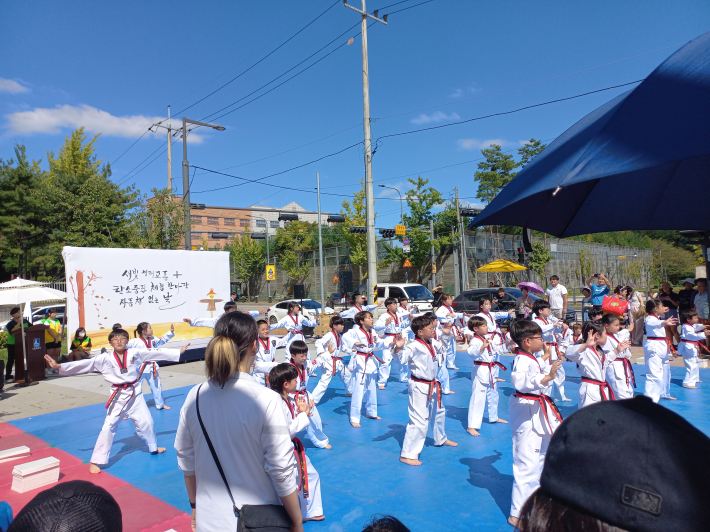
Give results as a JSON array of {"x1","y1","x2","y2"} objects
[{"x1": 15, "y1": 302, "x2": 38, "y2": 388}]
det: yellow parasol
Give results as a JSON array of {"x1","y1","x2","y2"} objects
[{"x1": 477, "y1": 259, "x2": 527, "y2": 272}]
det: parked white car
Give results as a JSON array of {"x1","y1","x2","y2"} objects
[
  {"x1": 266, "y1": 299, "x2": 325, "y2": 326},
  {"x1": 360, "y1": 283, "x2": 435, "y2": 320}
]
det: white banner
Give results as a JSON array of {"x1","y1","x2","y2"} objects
[{"x1": 62, "y1": 246, "x2": 230, "y2": 349}]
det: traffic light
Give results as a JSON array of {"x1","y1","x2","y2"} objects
[
  {"x1": 250, "y1": 233, "x2": 266, "y2": 240},
  {"x1": 460, "y1": 208, "x2": 480, "y2": 217},
  {"x1": 378, "y1": 228, "x2": 396, "y2": 238},
  {"x1": 327, "y1": 214, "x2": 345, "y2": 223},
  {"x1": 517, "y1": 247, "x2": 525, "y2": 264},
  {"x1": 349, "y1": 226, "x2": 366, "y2": 234},
  {"x1": 278, "y1": 213, "x2": 299, "y2": 222}
]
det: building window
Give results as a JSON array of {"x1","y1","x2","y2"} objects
[
  {"x1": 240, "y1": 218, "x2": 249, "y2": 227},
  {"x1": 270, "y1": 220, "x2": 280, "y2": 228},
  {"x1": 255, "y1": 219, "x2": 266, "y2": 227},
  {"x1": 190, "y1": 215, "x2": 202, "y2": 223},
  {"x1": 207, "y1": 217, "x2": 219, "y2": 225},
  {"x1": 224, "y1": 218, "x2": 235, "y2": 226}
]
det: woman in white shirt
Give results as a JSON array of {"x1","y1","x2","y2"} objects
[{"x1": 175, "y1": 312, "x2": 303, "y2": 532}]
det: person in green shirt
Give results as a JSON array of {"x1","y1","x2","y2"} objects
[
  {"x1": 5, "y1": 307, "x2": 30, "y2": 382},
  {"x1": 40, "y1": 308, "x2": 63, "y2": 376},
  {"x1": 69, "y1": 327, "x2": 92, "y2": 361}
]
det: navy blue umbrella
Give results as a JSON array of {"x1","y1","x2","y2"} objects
[{"x1": 470, "y1": 31, "x2": 710, "y2": 237}]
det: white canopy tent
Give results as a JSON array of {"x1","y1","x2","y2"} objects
[{"x1": 0, "y1": 285, "x2": 67, "y2": 386}]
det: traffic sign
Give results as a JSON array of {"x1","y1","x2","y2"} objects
[
  {"x1": 403, "y1": 259, "x2": 413, "y2": 267},
  {"x1": 432, "y1": 263, "x2": 437, "y2": 274},
  {"x1": 403, "y1": 245, "x2": 410, "y2": 253},
  {"x1": 403, "y1": 237, "x2": 410, "y2": 245},
  {"x1": 395, "y1": 224, "x2": 406, "y2": 236},
  {"x1": 333, "y1": 274, "x2": 339, "y2": 283},
  {"x1": 266, "y1": 265, "x2": 276, "y2": 281}
]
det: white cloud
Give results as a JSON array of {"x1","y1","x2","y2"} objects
[
  {"x1": 411, "y1": 111, "x2": 460, "y2": 125},
  {"x1": 0, "y1": 78, "x2": 30, "y2": 94},
  {"x1": 457, "y1": 138, "x2": 508, "y2": 150},
  {"x1": 4, "y1": 104, "x2": 203, "y2": 143},
  {"x1": 450, "y1": 88, "x2": 463, "y2": 98}
]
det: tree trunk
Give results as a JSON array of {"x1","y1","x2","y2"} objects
[{"x1": 77, "y1": 271, "x2": 86, "y2": 328}]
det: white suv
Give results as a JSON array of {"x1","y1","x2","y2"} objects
[{"x1": 373, "y1": 283, "x2": 434, "y2": 319}]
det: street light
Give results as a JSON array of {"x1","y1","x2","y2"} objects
[
  {"x1": 182, "y1": 117, "x2": 225, "y2": 250},
  {"x1": 252, "y1": 217, "x2": 271, "y2": 299},
  {"x1": 378, "y1": 184, "x2": 404, "y2": 225}
]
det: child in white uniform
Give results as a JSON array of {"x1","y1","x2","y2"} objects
[
  {"x1": 507, "y1": 320, "x2": 563, "y2": 528},
  {"x1": 395, "y1": 315, "x2": 457, "y2": 466},
  {"x1": 601, "y1": 314, "x2": 635, "y2": 399},
  {"x1": 531, "y1": 300, "x2": 569, "y2": 402},
  {"x1": 435, "y1": 293, "x2": 469, "y2": 370},
  {"x1": 251, "y1": 320, "x2": 279, "y2": 387},
  {"x1": 183, "y1": 301, "x2": 260, "y2": 329},
  {"x1": 343, "y1": 310, "x2": 401, "y2": 427},
  {"x1": 288, "y1": 341, "x2": 331, "y2": 449},
  {"x1": 466, "y1": 316, "x2": 508, "y2": 436},
  {"x1": 476, "y1": 296, "x2": 515, "y2": 384},
  {"x1": 270, "y1": 302, "x2": 319, "y2": 370},
  {"x1": 44, "y1": 328, "x2": 188, "y2": 474},
  {"x1": 678, "y1": 309, "x2": 708, "y2": 389},
  {"x1": 271, "y1": 363, "x2": 324, "y2": 522},
  {"x1": 312, "y1": 316, "x2": 353, "y2": 402},
  {"x1": 127, "y1": 321, "x2": 175, "y2": 410},
  {"x1": 391, "y1": 298, "x2": 414, "y2": 382},
  {"x1": 566, "y1": 322, "x2": 628, "y2": 407},
  {"x1": 643, "y1": 299, "x2": 678, "y2": 403},
  {"x1": 338, "y1": 293, "x2": 378, "y2": 320},
  {"x1": 375, "y1": 298, "x2": 406, "y2": 389}
]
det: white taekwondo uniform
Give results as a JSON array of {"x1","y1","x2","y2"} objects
[
  {"x1": 565, "y1": 343, "x2": 615, "y2": 407},
  {"x1": 126, "y1": 331, "x2": 174, "y2": 409},
  {"x1": 643, "y1": 315, "x2": 673, "y2": 402},
  {"x1": 679, "y1": 323, "x2": 706, "y2": 388},
  {"x1": 603, "y1": 329, "x2": 635, "y2": 399},
  {"x1": 312, "y1": 330, "x2": 353, "y2": 403},
  {"x1": 467, "y1": 334, "x2": 506, "y2": 430},
  {"x1": 374, "y1": 310, "x2": 405, "y2": 388}
]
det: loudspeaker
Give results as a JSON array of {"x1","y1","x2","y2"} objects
[
  {"x1": 294, "y1": 284, "x2": 306, "y2": 299},
  {"x1": 339, "y1": 271, "x2": 353, "y2": 293}
]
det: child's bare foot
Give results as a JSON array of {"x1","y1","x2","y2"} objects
[
  {"x1": 495, "y1": 418, "x2": 508, "y2": 424},
  {"x1": 682, "y1": 385, "x2": 698, "y2": 389},
  {"x1": 350, "y1": 422, "x2": 361, "y2": 428},
  {"x1": 698, "y1": 380, "x2": 703, "y2": 383},
  {"x1": 443, "y1": 390, "x2": 455, "y2": 394},
  {"x1": 304, "y1": 515, "x2": 326, "y2": 522},
  {"x1": 365, "y1": 415, "x2": 382, "y2": 420},
  {"x1": 345, "y1": 393, "x2": 352, "y2": 397},
  {"x1": 89, "y1": 463, "x2": 102, "y2": 474},
  {"x1": 442, "y1": 439, "x2": 458, "y2": 447},
  {"x1": 378, "y1": 385, "x2": 385, "y2": 390},
  {"x1": 452, "y1": 366, "x2": 459, "y2": 370},
  {"x1": 467, "y1": 428, "x2": 480, "y2": 436},
  {"x1": 324, "y1": 444, "x2": 332, "y2": 449},
  {"x1": 508, "y1": 516, "x2": 520, "y2": 527},
  {"x1": 152, "y1": 447, "x2": 167, "y2": 454},
  {"x1": 562, "y1": 398, "x2": 572, "y2": 401},
  {"x1": 400, "y1": 457, "x2": 422, "y2": 466},
  {"x1": 661, "y1": 396, "x2": 677, "y2": 400},
  {"x1": 158, "y1": 405, "x2": 171, "y2": 410},
  {"x1": 496, "y1": 378, "x2": 504, "y2": 382}
]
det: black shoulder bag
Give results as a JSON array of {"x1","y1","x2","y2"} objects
[{"x1": 195, "y1": 383, "x2": 293, "y2": 532}]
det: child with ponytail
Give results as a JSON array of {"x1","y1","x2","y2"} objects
[{"x1": 126, "y1": 322, "x2": 177, "y2": 410}]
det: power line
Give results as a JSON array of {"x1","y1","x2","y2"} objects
[
  {"x1": 110, "y1": 129, "x2": 151, "y2": 165},
  {"x1": 385, "y1": 0, "x2": 434, "y2": 15}
]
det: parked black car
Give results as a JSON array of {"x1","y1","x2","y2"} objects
[{"x1": 451, "y1": 287, "x2": 577, "y2": 324}]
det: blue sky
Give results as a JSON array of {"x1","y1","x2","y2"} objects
[{"x1": 2, "y1": 0, "x2": 708, "y2": 227}]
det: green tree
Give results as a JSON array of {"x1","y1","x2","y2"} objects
[
  {"x1": 530, "y1": 241, "x2": 552, "y2": 278},
  {"x1": 575, "y1": 248, "x2": 593, "y2": 284},
  {"x1": 225, "y1": 230, "x2": 266, "y2": 297},
  {"x1": 340, "y1": 179, "x2": 369, "y2": 280},
  {"x1": 131, "y1": 188, "x2": 187, "y2": 250},
  {"x1": 652, "y1": 239, "x2": 696, "y2": 285},
  {"x1": 518, "y1": 138, "x2": 547, "y2": 168},
  {"x1": 273, "y1": 221, "x2": 315, "y2": 284}
]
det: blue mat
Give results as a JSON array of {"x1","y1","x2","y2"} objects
[{"x1": 11, "y1": 355, "x2": 710, "y2": 532}]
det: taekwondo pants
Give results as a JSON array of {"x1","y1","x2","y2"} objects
[
  {"x1": 400, "y1": 380, "x2": 447, "y2": 459},
  {"x1": 437, "y1": 360, "x2": 451, "y2": 393},
  {"x1": 644, "y1": 353, "x2": 669, "y2": 403},
  {"x1": 606, "y1": 362, "x2": 634, "y2": 399},
  {"x1": 305, "y1": 403, "x2": 329, "y2": 448},
  {"x1": 468, "y1": 378, "x2": 499, "y2": 429},
  {"x1": 298, "y1": 455, "x2": 323, "y2": 519},
  {"x1": 552, "y1": 365, "x2": 568, "y2": 401},
  {"x1": 92, "y1": 389, "x2": 157, "y2": 465},
  {"x1": 509, "y1": 402, "x2": 550, "y2": 519},
  {"x1": 682, "y1": 353, "x2": 700, "y2": 387},
  {"x1": 577, "y1": 381, "x2": 604, "y2": 408},
  {"x1": 445, "y1": 337, "x2": 457, "y2": 369},
  {"x1": 350, "y1": 369, "x2": 378, "y2": 423},
  {"x1": 141, "y1": 363, "x2": 164, "y2": 409},
  {"x1": 378, "y1": 345, "x2": 409, "y2": 386},
  {"x1": 312, "y1": 360, "x2": 353, "y2": 404}
]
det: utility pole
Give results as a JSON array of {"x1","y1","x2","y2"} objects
[
  {"x1": 343, "y1": 0, "x2": 387, "y2": 306},
  {"x1": 455, "y1": 187, "x2": 467, "y2": 290},
  {"x1": 317, "y1": 172, "x2": 326, "y2": 312},
  {"x1": 430, "y1": 219, "x2": 436, "y2": 287},
  {"x1": 452, "y1": 228, "x2": 460, "y2": 296},
  {"x1": 167, "y1": 106, "x2": 172, "y2": 192}
]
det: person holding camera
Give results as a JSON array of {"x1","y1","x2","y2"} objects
[{"x1": 586, "y1": 273, "x2": 610, "y2": 308}]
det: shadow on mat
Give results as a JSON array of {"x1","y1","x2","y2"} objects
[
  {"x1": 316, "y1": 387, "x2": 340, "y2": 407},
  {"x1": 81, "y1": 430, "x2": 177, "y2": 468},
  {"x1": 451, "y1": 371, "x2": 471, "y2": 382},
  {"x1": 145, "y1": 393, "x2": 183, "y2": 408},
  {"x1": 460, "y1": 451, "x2": 513, "y2": 517},
  {"x1": 372, "y1": 424, "x2": 435, "y2": 450}
]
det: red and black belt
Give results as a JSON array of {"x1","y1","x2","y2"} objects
[
  {"x1": 139, "y1": 361, "x2": 158, "y2": 380},
  {"x1": 679, "y1": 339, "x2": 710, "y2": 355},
  {"x1": 356, "y1": 351, "x2": 384, "y2": 382},
  {"x1": 473, "y1": 361, "x2": 507, "y2": 389},
  {"x1": 410, "y1": 375, "x2": 442, "y2": 408},
  {"x1": 105, "y1": 381, "x2": 139, "y2": 409},
  {"x1": 646, "y1": 336, "x2": 676, "y2": 355},
  {"x1": 513, "y1": 391, "x2": 563, "y2": 431},
  {"x1": 613, "y1": 357, "x2": 636, "y2": 388},
  {"x1": 292, "y1": 437, "x2": 309, "y2": 498},
  {"x1": 581, "y1": 377, "x2": 616, "y2": 401},
  {"x1": 331, "y1": 356, "x2": 345, "y2": 376},
  {"x1": 546, "y1": 342, "x2": 561, "y2": 359}
]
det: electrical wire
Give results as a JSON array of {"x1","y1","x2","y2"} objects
[
  {"x1": 110, "y1": 129, "x2": 151, "y2": 164},
  {"x1": 385, "y1": 0, "x2": 434, "y2": 15}
]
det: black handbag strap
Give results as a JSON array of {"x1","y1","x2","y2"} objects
[{"x1": 195, "y1": 383, "x2": 240, "y2": 517}]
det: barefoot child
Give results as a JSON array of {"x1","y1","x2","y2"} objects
[
  {"x1": 601, "y1": 314, "x2": 636, "y2": 399},
  {"x1": 312, "y1": 316, "x2": 353, "y2": 402},
  {"x1": 532, "y1": 300, "x2": 570, "y2": 402},
  {"x1": 338, "y1": 293, "x2": 378, "y2": 320},
  {"x1": 343, "y1": 311, "x2": 401, "y2": 428},
  {"x1": 253, "y1": 320, "x2": 278, "y2": 387},
  {"x1": 643, "y1": 299, "x2": 678, "y2": 403},
  {"x1": 435, "y1": 293, "x2": 469, "y2": 370},
  {"x1": 466, "y1": 316, "x2": 508, "y2": 436},
  {"x1": 507, "y1": 320, "x2": 564, "y2": 528},
  {"x1": 288, "y1": 341, "x2": 331, "y2": 449},
  {"x1": 270, "y1": 363, "x2": 325, "y2": 523},
  {"x1": 44, "y1": 328, "x2": 189, "y2": 474},
  {"x1": 375, "y1": 298, "x2": 406, "y2": 389},
  {"x1": 271, "y1": 302, "x2": 319, "y2": 364},
  {"x1": 394, "y1": 315, "x2": 457, "y2": 466},
  {"x1": 678, "y1": 310, "x2": 709, "y2": 389},
  {"x1": 127, "y1": 322, "x2": 176, "y2": 410}
]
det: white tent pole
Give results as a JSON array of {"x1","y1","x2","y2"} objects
[{"x1": 20, "y1": 302, "x2": 29, "y2": 384}]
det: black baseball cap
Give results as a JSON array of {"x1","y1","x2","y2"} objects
[
  {"x1": 540, "y1": 396, "x2": 710, "y2": 532},
  {"x1": 8, "y1": 480, "x2": 122, "y2": 532}
]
